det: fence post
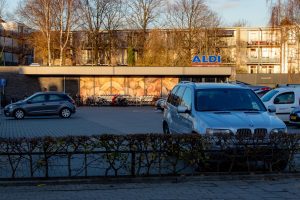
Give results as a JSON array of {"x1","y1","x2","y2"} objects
[
  {"x1": 131, "y1": 151, "x2": 136, "y2": 176},
  {"x1": 68, "y1": 153, "x2": 71, "y2": 177},
  {"x1": 84, "y1": 153, "x2": 87, "y2": 177}
]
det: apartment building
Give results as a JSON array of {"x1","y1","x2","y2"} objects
[
  {"x1": 0, "y1": 18, "x2": 34, "y2": 66},
  {"x1": 237, "y1": 26, "x2": 300, "y2": 74},
  {"x1": 64, "y1": 26, "x2": 298, "y2": 74}
]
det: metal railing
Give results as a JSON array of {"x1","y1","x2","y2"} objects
[
  {"x1": 78, "y1": 95, "x2": 158, "y2": 107},
  {"x1": 0, "y1": 133, "x2": 299, "y2": 179}
]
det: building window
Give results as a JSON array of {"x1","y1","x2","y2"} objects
[
  {"x1": 262, "y1": 48, "x2": 269, "y2": 58},
  {"x1": 288, "y1": 29, "x2": 296, "y2": 44},
  {"x1": 250, "y1": 49, "x2": 258, "y2": 58},
  {"x1": 249, "y1": 66, "x2": 258, "y2": 74},
  {"x1": 260, "y1": 66, "x2": 274, "y2": 74},
  {"x1": 248, "y1": 31, "x2": 259, "y2": 44}
]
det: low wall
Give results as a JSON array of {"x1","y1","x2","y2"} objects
[
  {"x1": 236, "y1": 73, "x2": 300, "y2": 87},
  {"x1": 0, "y1": 67, "x2": 79, "y2": 105}
]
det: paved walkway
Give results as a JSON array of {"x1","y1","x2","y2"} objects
[{"x1": 1, "y1": 177, "x2": 300, "y2": 200}]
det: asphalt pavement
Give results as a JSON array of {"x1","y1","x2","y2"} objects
[
  {"x1": 0, "y1": 107, "x2": 163, "y2": 138},
  {"x1": 0, "y1": 106, "x2": 299, "y2": 138}
]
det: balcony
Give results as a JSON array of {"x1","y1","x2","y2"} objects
[
  {"x1": 247, "y1": 57, "x2": 280, "y2": 64},
  {"x1": 247, "y1": 40, "x2": 280, "y2": 47}
]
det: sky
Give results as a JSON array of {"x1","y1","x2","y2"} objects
[
  {"x1": 208, "y1": 0, "x2": 270, "y2": 27},
  {"x1": 6, "y1": 0, "x2": 270, "y2": 27}
]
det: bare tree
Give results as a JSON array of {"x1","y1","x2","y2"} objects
[
  {"x1": 102, "y1": 0, "x2": 125, "y2": 65},
  {"x1": 53, "y1": 0, "x2": 80, "y2": 66},
  {"x1": 267, "y1": 0, "x2": 300, "y2": 25},
  {"x1": 0, "y1": 0, "x2": 7, "y2": 19},
  {"x1": 232, "y1": 19, "x2": 248, "y2": 27},
  {"x1": 127, "y1": 0, "x2": 163, "y2": 30},
  {"x1": 126, "y1": 0, "x2": 165, "y2": 64},
  {"x1": 267, "y1": 0, "x2": 300, "y2": 76},
  {"x1": 18, "y1": 0, "x2": 56, "y2": 66},
  {"x1": 78, "y1": 0, "x2": 110, "y2": 65},
  {"x1": 166, "y1": 0, "x2": 220, "y2": 65}
]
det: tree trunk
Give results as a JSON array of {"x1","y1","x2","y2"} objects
[{"x1": 47, "y1": 34, "x2": 51, "y2": 66}]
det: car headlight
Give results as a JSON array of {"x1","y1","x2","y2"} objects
[
  {"x1": 206, "y1": 128, "x2": 233, "y2": 135},
  {"x1": 270, "y1": 128, "x2": 287, "y2": 134},
  {"x1": 6, "y1": 105, "x2": 14, "y2": 110}
]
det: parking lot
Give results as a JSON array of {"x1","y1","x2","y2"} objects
[
  {"x1": 0, "y1": 106, "x2": 299, "y2": 138},
  {"x1": 0, "y1": 107, "x2": 163, "y2": 138}
]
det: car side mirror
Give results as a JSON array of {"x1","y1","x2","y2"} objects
[
  {"x1": 27, "y1": 100, "x2": 32, "y2": 104},
  {"x1": 274, "y1": 98, "x2": 280, "y2": 104},
  {"x1": 268, "y1": 105, "x2": 276, "y2": 113},
  {"x1": 177, "y1": 105, "x2": 190, "y2": 114}
]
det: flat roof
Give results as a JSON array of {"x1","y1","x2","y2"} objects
[{"x1": 18, "y1": 66, "x2": 233, "y2": 76}]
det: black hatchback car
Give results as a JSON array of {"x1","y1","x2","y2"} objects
[{"x1": 4, "y1": 92, "x2": 76, "y2": 119}]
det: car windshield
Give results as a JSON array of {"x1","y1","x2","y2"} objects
[
  {"x1": 261, "y1": 90, "x2": 279, "y2": 102},
  {"x1": 25, "y1": 93, "x2": 38, "y2": 101},
  {"x1": 195, "y1": 88, "x2": 266, "y2": 112}
]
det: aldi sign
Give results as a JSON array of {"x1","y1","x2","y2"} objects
[{"x1": 192, "y1": 55, "x2": 222, "y2": 66}]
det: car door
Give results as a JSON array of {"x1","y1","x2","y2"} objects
[
  {"x1": 177, "y1": 87, "x2": 193, "y2": 134},
  {"x1": 273, "y1": 91, "x2": 296, "y2": 121},
  {"x1": 23, "y1": 94, "x2": 47, "y2": 115},
  {"x1": 46, "y1": 94, "x2": 65, "y2": 113},
  {"x1": 171, "y1": 86, "x2": 186, "y2": 133},
  {"x1": 165, "y1": 86, "x2": 179, "y2": 133}
]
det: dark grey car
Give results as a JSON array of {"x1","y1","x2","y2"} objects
[{"x1": 4, "y1": 92, "x2": 76, "y2": 119}]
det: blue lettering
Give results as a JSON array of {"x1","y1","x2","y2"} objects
[
  {"x1": 192, "y1": 55, "x2": 201, "y2": 63},
  {"x1": 209, "y1": 56, "x2": 217, "y2": 63},
  {"x1": 192, "y1": 55, "x2": 222, "y2": 64}
]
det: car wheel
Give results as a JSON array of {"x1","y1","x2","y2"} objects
[
  {"x1": 14, "y1": 109, "x2": 25, "y2": 119},
  {"x1": 60, "y1": 108, "x2": 72, "y2": 118},
  {"x1": 163, "y1": 122, "x2": 171, "y2": 134}
]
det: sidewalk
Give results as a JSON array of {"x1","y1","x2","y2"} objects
[{"x1": 1, "y1": 176, "x2": 300, "y2": 200}]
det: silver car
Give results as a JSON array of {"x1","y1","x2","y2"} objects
[
  {"x1": 4, "y1": 92, "x2": 76, "y2": 119},
  {"x1": 163, "y1": 82, "x2": 286, "y2": 135}
]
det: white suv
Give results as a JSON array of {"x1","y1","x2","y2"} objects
[{"x1": 163, "y1": 82, "x2": 286, "y2": 135}]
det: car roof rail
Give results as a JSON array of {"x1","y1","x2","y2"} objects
[{"x1": 180, "y1": 81, "x2": 195, "y2": 84}]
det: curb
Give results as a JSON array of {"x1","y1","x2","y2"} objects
[{"x1": 1, "y1": 173, "x2": 300, "y2": 187}]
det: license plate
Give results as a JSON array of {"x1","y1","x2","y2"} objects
[{"x1": 291, "y1": 116, "x2": 297, "y2": 120}]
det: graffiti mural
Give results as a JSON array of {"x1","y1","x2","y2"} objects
[
  {"x1": 145, "y1": 77, "x2": 161, "y2": 96},
  {"x1": 127, "y1": 77, "x2": 145, "y2": 97},
  {"x1": 111, "y1": 77, "x2": 126, "y2": 95},
  {"x1": 162, "y1": 77, "x2": 179, "y2": 96},
  {"x1": 80, "y1": 77, "x2": 95, "y2": 99},
  {"x1": 80, "y1": 76, "x2": 178, "y2": 98},
  {"x1": 95, "y1": 77, "x2": 112, "y2": 95}
]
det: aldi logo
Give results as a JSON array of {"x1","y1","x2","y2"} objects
[{"x1": 192, "y1": 55, "x2": 222, "y2": 66}]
